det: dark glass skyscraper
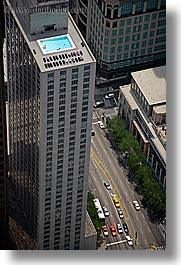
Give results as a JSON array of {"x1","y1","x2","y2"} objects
[
  {"x1": 0, "y1": 0, "x2": 8, "y2": 249},
  {"x1": 75, "y1": 0, "x2": 166, "y2": 79}
]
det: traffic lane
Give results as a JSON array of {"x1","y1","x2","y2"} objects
[
  {"x1": 89, "y1": 155, "x2": 135, "y2": 250},
  {"x1": 91, "y1": 136, "x2": 161, "y2": 249},
  {"x1": 89, "y1": 158, "x2": 130, "y2": 250},
  {"x1": 91, "y1": 125, "x2": 164, "y2": 248},
  {"x1": 91, "y1": 135, "x2": 143, "y2": 240}
]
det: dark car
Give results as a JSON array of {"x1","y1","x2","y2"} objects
[
  {"x1": 123, "y1": 223, "x2": 129, "y2": 234},
  {"x1": 91, "y1": 129, "x2": 95, "y2": 136}
]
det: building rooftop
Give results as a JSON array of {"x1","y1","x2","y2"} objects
[
  {"x1": 131, "y1": 66, "x2": 166, "y2": 106},
  {"x1": 153, "y1": 104, "x2": 166, "y2": 114},
  {"x1": 119, "y1": 83, "x2": 166, "y2": 162},
  {"x1": 9, "y1": 4, "x2": 96, "y2": 72},
  {"x1": 32, "y1": 15, "x2": 95, "y2": 71},
  {"x1": 120, "y1": 85, "x2": 138, "y2": 111}
]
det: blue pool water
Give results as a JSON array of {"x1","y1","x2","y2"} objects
[{"x1": 39, "y1": 35, "x2": 74, "y2": 53}]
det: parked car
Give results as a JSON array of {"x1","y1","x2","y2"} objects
[
  {"x1": 102, "y1": 225, "x2": 108, "y2": 237},
  {"x1": 93, "y1": 101, "x2": 104, "y2": 108},
  {"x1": 105, "y1": 93, "x2": 114, "y2": 99}
]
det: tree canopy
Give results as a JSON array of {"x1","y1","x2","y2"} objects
[{"x1": 106, "y1": 117, "x2": 166, "y2": 220}]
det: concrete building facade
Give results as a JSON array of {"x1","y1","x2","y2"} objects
[
  {"x1": 76, "y1": 0, "x2": 166, "y2": 79},
  {"x1": 118, "y1": 66, "x2": 166, "y2": 189},
  {"x1": 5, "y1": 0, "x2": 96, "y2": 250}
]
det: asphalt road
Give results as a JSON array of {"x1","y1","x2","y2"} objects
[{"x1": 89, "y1": 111, "x2": 166, "y2": 250}]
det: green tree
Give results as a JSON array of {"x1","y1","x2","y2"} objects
[
  {"x1": 142, "y1": 178, "x2": 166, "y2": 218},
  {"x1": 128, "y1": 151, "x2": 145, "y2": 173},
  {"x1": 135, "y1": 165, "x2": 153, "y2": 186},
  {"x1": 106, "y1": 117, "x2": 126, "y2": 144}
]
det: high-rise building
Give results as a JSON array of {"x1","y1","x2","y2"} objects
[
  {"x1": 0, "y1": 0, "x2": 9, "y2": 249},
  {"x1": 5, "y1": 0, "x2": 96, "y2": 250},
  {"x1": 76, "y1": 0, "x2": 166, "y2": 79}
]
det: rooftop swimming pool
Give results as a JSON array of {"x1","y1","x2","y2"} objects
[{"x1": 37, "y1": 34, "x2": 75, "y2": 54}]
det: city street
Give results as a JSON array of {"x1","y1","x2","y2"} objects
[{"x1": 89, "y1": 109, "x2": 166, "y2": 250}]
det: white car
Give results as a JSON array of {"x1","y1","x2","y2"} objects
[
  {"x1": 105, "y1": 93, "x2": 114, "y2": 99},
  {"x1": 126, "y1": 235, "x2": 133, "y2": 246},
  {"x1": 132, "y1": 200, "x2": 141, "y2": 211},
  {"x1": 102, "y1": 206, "x2": 109, "y2": 217},
  {"x1": 116, "y1": 223, "x2": 123, "y2": 234},
  {"x1": 104, "y1": 181, "x2": 111, "y2": 190},
  {"x1": 98, "y1": 121, "x2": 105, "y2": 129}
]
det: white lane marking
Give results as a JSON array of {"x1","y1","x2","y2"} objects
[
  {"x1": 148, "y1": 226, "x2": 151, "y2": 233},
  {"x1": 124, "y1": 191, "x2": 128, "y2": 196},
  {"x1": 145, "y1": 239, "x2": 148, "y2": 247},
  {"x1": 142, "y1": 213, "x2": 146, "y2": 220},
  {"x1": 135, "y1": 215, "x2": 139, "y2": 221},
  {"x1": 140, "y1": 227, "x2": 144, "y2": 234}
]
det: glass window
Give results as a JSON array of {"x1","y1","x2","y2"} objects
[
  {"x1": 119, "y1": 28, "x2": 124, "y2": 35},
  {"x1": 120, "y1": 20, "x2": 125, "y2": 26},
  {"x1": 110, "y1": 47, "x2": 115, "y2": 53},
  {"x1": 143, "y1": 24, "x2": 149, "y2": 30},
  {"x1": 148, "y1": 39, "x2": 154, "y2": 45},
  {"x1": 118, "y1": 37, "x2": 123, "y2": 44},
  {"x1": 112, "y1": 30, "x2": 117, "y2": 36},
  {"x1": 149, "y1": 31, "x2": 155, "y2": 37},
  {"x1": 104, "y1": 46, "x2": 108, "y2": 53},
  {"x1": 106, "y1": 21, "x2": 110, "y2": 27},
  {"x1": 123, "y1": 52, "x2": 128, "y2": 58},
  {"x1": 105, "y1": 29, "x2": 110, "y2": 36},
  {"x1": 126, "y1": 18, "x2": 132, "y2": 25},
  {"x1": 121, "y1": 2, "x2": 133, "y2": 15},
  {"x1": 112, "y1": 21, "x2": 117, "y2": 28},
  {"x1": 110, "y1": 55, "x2": 115, "y2": 61},
  {"x1": 124, "y1": 44, "x2": 129, "y2": 51},
  {"x1": 72, "y1": 68, "x2": 78, "y2": 73},
  {"x1": 135, "y1": 0, "x2": 144, "y2": 13},
  {"x1": 151, "y1": 22, "x2": 156, "y2": 28},
  {"x1": 104, "y1": 38, "x2": 109, "y2": 45},
  {"x1": 144, "y1": 14, "x2": 150, "y2": 21},
  {"x1": 117, "y1": 46, "x2": 122, "y2": 52},
  {"x1": 147, "y1": 0, "x2": 158, "y2": 11},
  {"x1": 125, "y1": 36, "x2": 130, "y2": 42},
  {"x1": 126, "y1": 27, "x2": 131, "y2": 34},
  {"x1": 159, "y1": 11, "x2": 166, "y2": 18},
  {"x1": 111, "y1": 38, "x2": 116, "y2": 45},
  {"x1": 142, "y1": 32, "x2": 148, "y2": 39},
  {"x1": 147, "y1": 47, "x2": 152, "y2": 53},
  {"x1": 142, "y1": 41, "x2": 147, "y2": 47},
  {"x1": 152, "y1": 13, "x2": 157, "y2": 20},
  {"x1": 117, "y1": 54, "x2": 121, "y2": 60}
]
